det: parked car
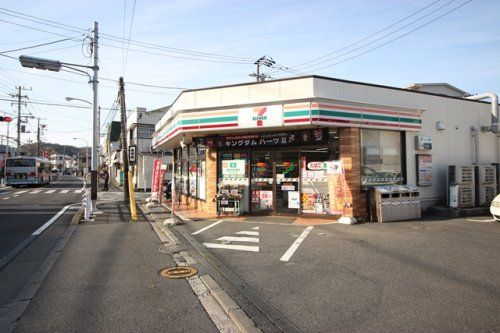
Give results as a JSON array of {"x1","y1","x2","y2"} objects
[{"x1": 490, "y1": 194, "x2": 500, "y2": 222}]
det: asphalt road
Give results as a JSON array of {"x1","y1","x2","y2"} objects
[
  {"x1": 180, "y1": 217, "x2": 500, "y2": 333},
  {"x1": 0, "y1": 175, "x2": 86, "y2": 316}
]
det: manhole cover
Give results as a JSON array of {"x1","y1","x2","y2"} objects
[{"x1": 160, "y1": 267, "x2": 197, "y2": 279}]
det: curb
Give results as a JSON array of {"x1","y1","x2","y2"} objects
[
  {"x1": 143, "y1": 202, "x2": 261, "y2": 333},
  {"x1": 0, "y1": 207, "x2": 84, "y2": 333},
  {"x1": 200, "y1": 275, "x2": 262, "y2": 333}
]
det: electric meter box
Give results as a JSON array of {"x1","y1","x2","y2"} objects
[{"x1": 415, "y1": 135, "x2": 432, "y2": 150}]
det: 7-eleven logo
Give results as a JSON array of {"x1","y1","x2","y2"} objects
[{"x1": 252, "y1": 107, "x2": 268, "y2": 127}]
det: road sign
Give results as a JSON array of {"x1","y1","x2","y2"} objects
[{"x1": 129, "y1": 145, "x2": 137, "y2": 165}]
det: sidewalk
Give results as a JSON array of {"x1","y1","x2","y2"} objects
[
  {"x1": 10, "y1": 188, "x2": 224, "y2": 333},
  {"x1": 162, "y1": 200, "x2": 337, "y2": 226}
]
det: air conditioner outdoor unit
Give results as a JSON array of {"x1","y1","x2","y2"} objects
[
  {"x1": 475, "y1": 165, "x2": 498, "y2": 206},
  {"x1": 477, "y1": 185, "x2": 496, "y2": 207},
  {"x1": 456, "y1": 184, "x2": 475, "y2": 208},
  {"x1": 448, "y1": 165, "x2": 474, "y2": 184}
]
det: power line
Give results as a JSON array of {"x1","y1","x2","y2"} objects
[
  {"x1": 122, "y1": 0, "x2": 137, "y2": 75},
  {"x1": 294, "y1": 0, "x2": 458, "y2": 72},
  {"x1": 291, "y1": 0, "x2": 444, "y2": 70},
  {"x1": 306, "y1": 0, "x2": 472, "y2": 73},
  {"x1": 0, "y1": 7, "x2": 254, "y2": 62},
  {"x1": 0, "y1": 38, "x2": 74, "y2": 54}
]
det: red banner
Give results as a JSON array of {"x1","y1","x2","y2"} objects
[{"x1": 151, "y1": 159, "x2": 163, "y2": 200}]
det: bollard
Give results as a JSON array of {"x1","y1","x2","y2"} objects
[{"x1": 82, "y1": 190, "x2": 92, "y2": 221}]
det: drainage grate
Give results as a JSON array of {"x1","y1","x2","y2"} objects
[{"x1": 160, "y1": 266, "x2": 197, "y2": 279}]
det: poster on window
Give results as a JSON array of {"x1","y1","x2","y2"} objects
[
  {"x1": 189, "y1": 163, "x2": 197, "y2": 197},
  {"x1": 330, "y1": 174, "x2": 345, "y2": 215},
  {"x1": 222, "y1": 160, "x2": 246, "y2": 178},
  {"x1": 258, "y1": 191, "x2": 273, "y2": 209},
  {"x1": 288, "y1": 191, "x2": 300, "y2": 209}
]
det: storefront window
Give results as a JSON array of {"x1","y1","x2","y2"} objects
[
  {"x1": 361, "y1": 129, "x2": 404, "y2": 187},
  {"x1": 300, "y1": 149, "x2": 332, "y2": 215},
  {"x1": 218, "y1": 152, "x2": 249, "y2": 214}
]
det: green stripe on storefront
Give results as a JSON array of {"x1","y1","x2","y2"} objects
[
  {"x1": 318, "y1": 109, "x2": 362, "y2": 119},
  {"x1": 284, "y1": 110, "x2": 310, "y2": 117},
  {"x1": 181, "y1": 115, "x2": 238, "y2": 125},
  {"x1": 400, "y1": 117, "x2": 421, "y2": 124},
  {"x1": 362, "y1": 114, "x2": 399, "y2": 122}
]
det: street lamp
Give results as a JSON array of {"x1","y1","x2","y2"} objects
[
  {"x1": 73, "y1": 138, "x2": 89, "y2": 177},
  {"x1": 19, "y1": 21, "x2": 99, "y2": 212},
  {"x1": 65, "y1": 97, "x2": 92, "y2": 105}
]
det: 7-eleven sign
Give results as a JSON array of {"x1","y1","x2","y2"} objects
[{"x1": 239, "y1": 105, "x2": 283, "y2": 129}]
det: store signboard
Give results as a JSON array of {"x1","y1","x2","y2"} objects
[
  {"x1": 239, "y1": 105, "x2": 283, "y2": 129},
  {"x1": 222, "y1": 160, "x2": 246, "y2": 178},
  {"x1": 217, "y1": 132, "x2": 299, "y2": 148}
]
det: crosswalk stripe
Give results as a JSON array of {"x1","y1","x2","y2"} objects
[
  {"x1": 45, "y1": 190, "x2": 56, "y2": 194},
  {"x1": 74, "y1": 189, "x2": 83, "y2": 193},
  {"x1": 60, "y1": 189, "x2": 69, "y2": 194},
  {"x1": 3, "y1": 197, "x2": 9, "y2": 200},
  {"x1": 216, "y1": 236, "x2": 259, "y2": 243},
  {"x1": 204, "y1": 243, "x2": 259, "y2": 252},
  {"x1": 30, "y1": 190, "x2": 42, "y2": 194},
  {"x1": 17, "y1": 190, "x2": 28, "y2": 194}
]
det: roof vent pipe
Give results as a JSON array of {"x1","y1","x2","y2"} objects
[{"x1": 465, "y1": 92, "x2": 499, "y2": 133}]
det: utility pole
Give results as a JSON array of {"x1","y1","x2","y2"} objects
[
  {"x1": 119, "y1": 77, "x2": 129, "y2": 200},
  {"x1": 250, "y1": 56, "x2": 276, "y2": 82},
  {"x1": 90, "y1": 21, "x2": 99, "y2": 211},
  {"x1": 37, "y1": 118, "x2": 41, "y2": 157},
  {"x1": 10, "y1": 86, "x2": 29, "y2": 156}
]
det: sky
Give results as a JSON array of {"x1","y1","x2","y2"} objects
[{"x1": 0, "y1": 0, "x2": 499, "y2": 149}]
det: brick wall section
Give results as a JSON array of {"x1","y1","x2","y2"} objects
[
  {"x1": 179, "y1": 147, "x2": 217, "y2": 214},
  {"x1": 339, "y1": 127, "x2": 366, "y2": 217}
]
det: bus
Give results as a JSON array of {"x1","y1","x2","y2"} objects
[{"x1": 4, "y1": 157, "x2": 51, "y2": 187}]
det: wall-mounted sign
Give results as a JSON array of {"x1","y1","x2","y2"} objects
[
  {"x1": 239, "y1": 105, "x2": 283, "y2": 129},
  {"x1": 416, "y1": 154, "x2": 432, "y2": 186},
  {"x1": 415, "y1": 135, "x2": 432, "y2": 150}
]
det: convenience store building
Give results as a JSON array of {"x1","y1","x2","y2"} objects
[{"x1": 152, "y1": 76, "x2": 498, "y2": 220}]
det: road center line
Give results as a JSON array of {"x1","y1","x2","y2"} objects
[
  {"x1": 280, "y1": 226, "x2": 314, "y2": 262},
  {"x1": 32, "y1": 204, "x2": 73, "y2": 236},
  {"x1": 191, "y1": 220, "x2": 223, "y2": 235}
]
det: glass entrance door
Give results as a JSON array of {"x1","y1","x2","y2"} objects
[
  {"x1": 250, "y1": 151, "x2": 274, "y2": 214},
  {"x1": 275, "y1": 151, "x2": 300, "y2": 214}
]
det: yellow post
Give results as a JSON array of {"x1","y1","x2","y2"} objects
[{"x1": 128, "y1": 171, "x2": 138, "y2": 221}]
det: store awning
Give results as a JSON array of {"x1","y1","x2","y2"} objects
[{"x1": 152, "y1": 100, "x2": 422, "y2": 150}]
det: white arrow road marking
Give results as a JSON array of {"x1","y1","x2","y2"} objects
[
  {"x1": 204, "y1": 243, "x2": 259, "y2": 252},
  {"x1": 216, "y1": 236, "x2": 259, "y2": 243},
  {"x1": 191, "y1": 220, "x2": 223, "y2": 235},
  {"x1": 236, "y1": 231, "x2": 259, "y2": 236},
  {"x1": 280, "y1": 226, "x2": 314, "y2": 262}
]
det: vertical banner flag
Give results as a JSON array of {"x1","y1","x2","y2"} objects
[{"x1": 151, "y1": 159, "x2": 163, "y2": 201}]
